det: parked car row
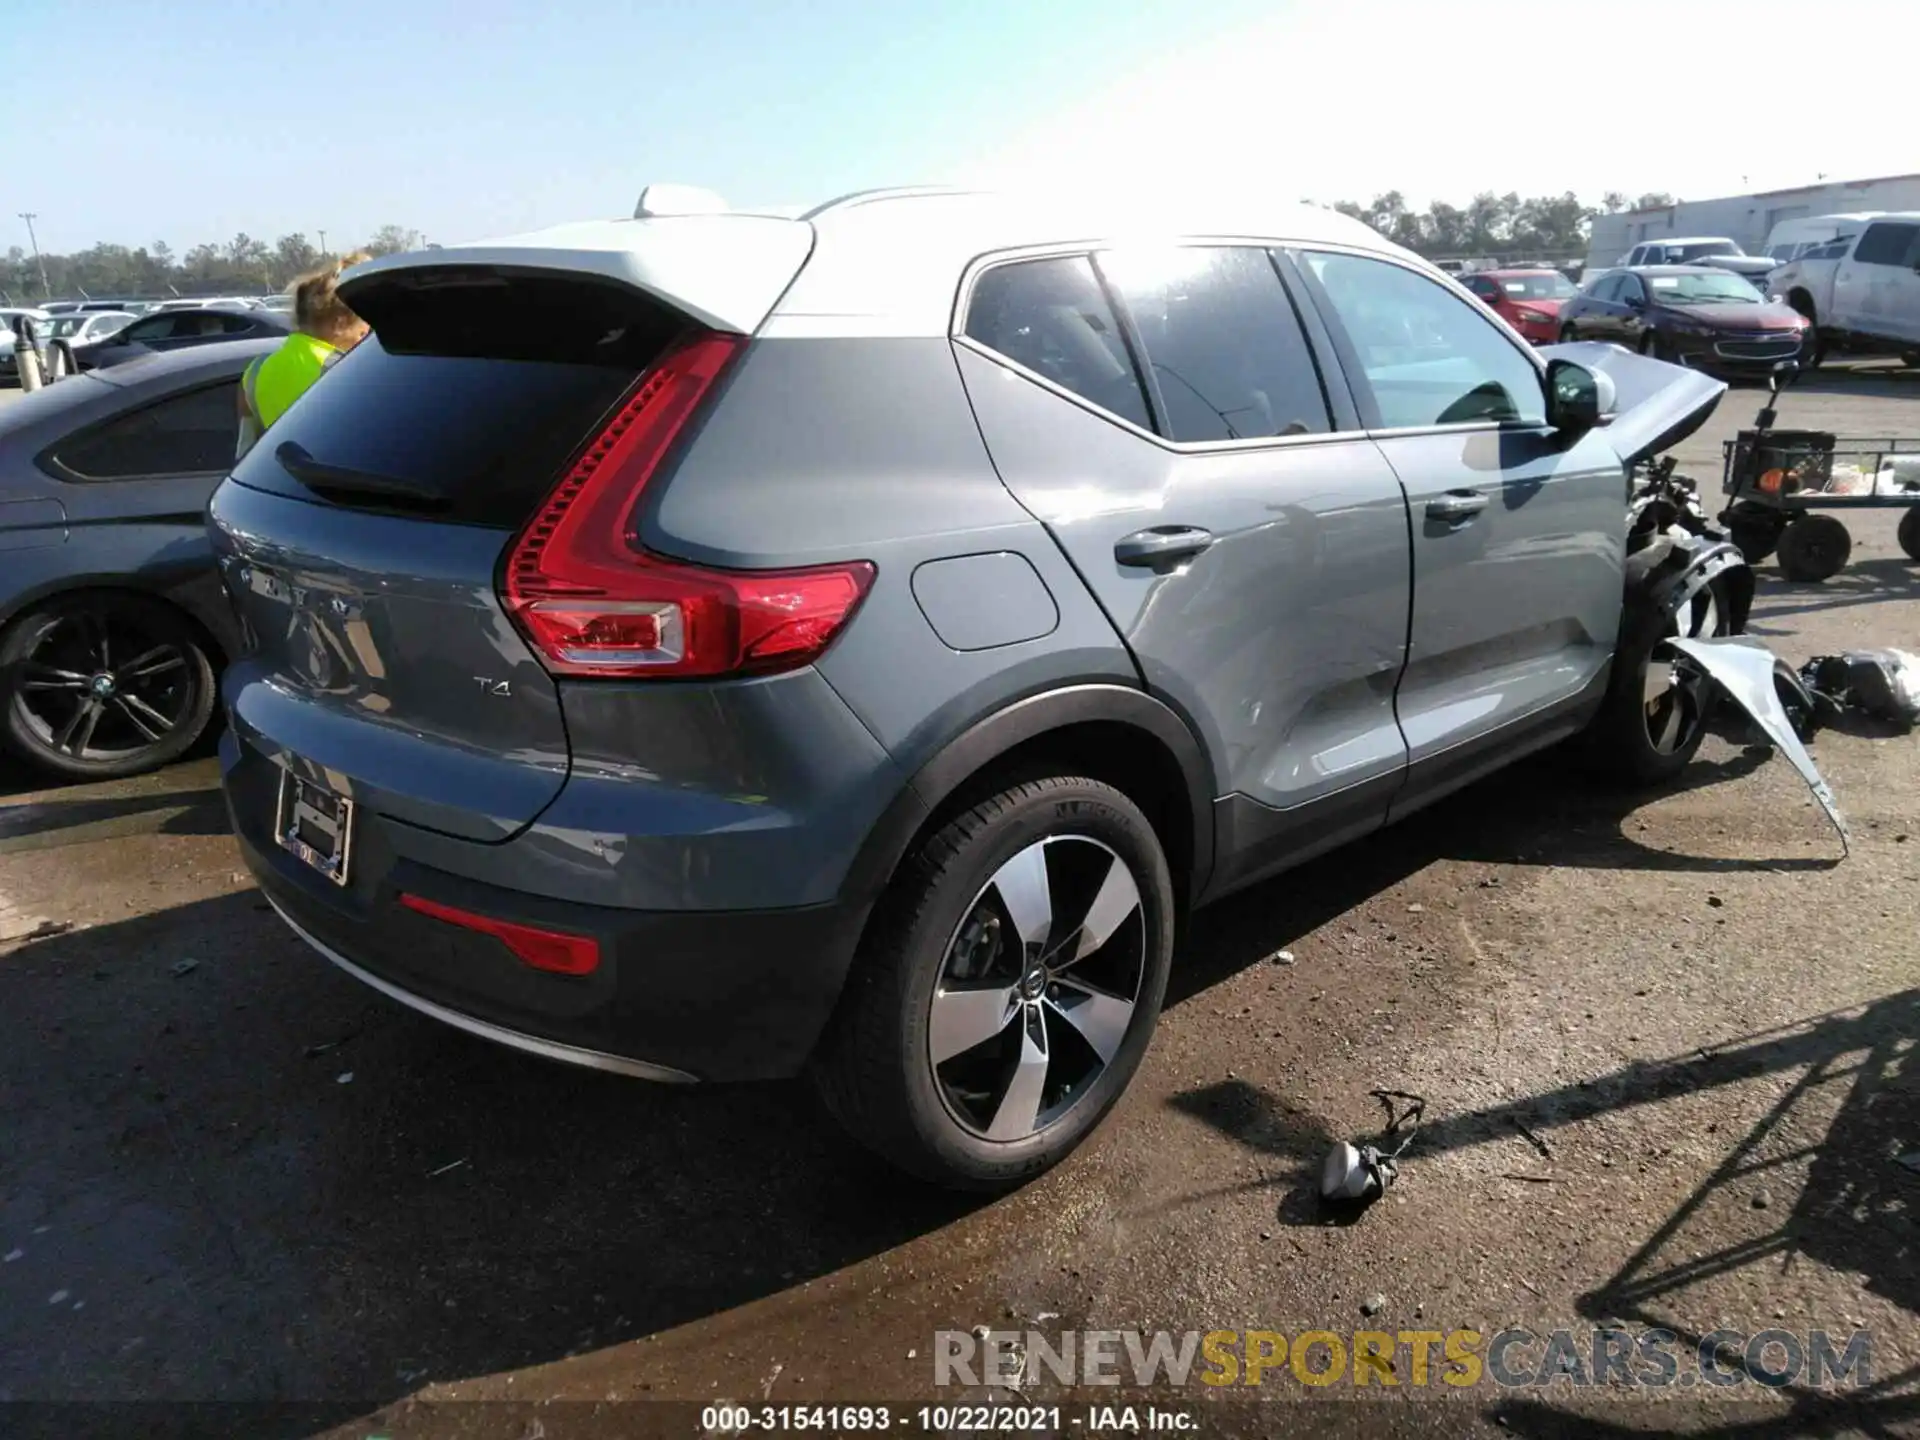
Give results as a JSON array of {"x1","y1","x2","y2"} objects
[
  {"x1": 1598, "y1": 214, "x2": 1920, "y2": 369},
  {"x1": 2, "y1": 305, "x2": 288, "y2": 381},
  {"x1": 34, "y1": 293, "x2": 288, "y2": 317},
  {"x1": 1460, "y1": 261, "x2": 1809, "y2": 377}
]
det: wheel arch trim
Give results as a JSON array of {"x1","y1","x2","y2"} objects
[
  {"x1": 0, "y1": 572, "x2": 236, "y2": 661},
  {"x1": 838, "y1": 683, "x2": 1217, "y2": 908}
]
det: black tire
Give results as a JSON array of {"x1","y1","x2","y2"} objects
[
  {"x1": 1726, "y1": 512, "x2": 1785, "y2": 564},
  {"x1": 1559, "y1": 324, "x2": 1579, "y2": 344},
  {"x1": 1776, "y1": 515, "x2": 1852, "y2": 583},
  {"x1": 0, "y1": 592, "x2": 217, "y2": 781},
  {"x1": 1784, "y1": 294, "x2": 1823, "y2": 368},
  {"x1": 811, "y1": 776, "x2": 1175, "y2": 1190},
  {"x1": 1898, "y1": 507, "x2": 1920, "y2": 563},
  {"x1": 1586, "y1": 572, "x2": 1728, "y2": 786}
]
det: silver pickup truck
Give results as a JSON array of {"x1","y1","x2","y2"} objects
[{"x1": 1768, "y1": 214, "x2": 1920, "y2": 367}]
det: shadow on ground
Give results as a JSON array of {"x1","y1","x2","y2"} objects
[
  {"x1": 1743, "y1": 559, "x2": 1920, "y2": 633},
  {"x1": 1176, "y1": 982, "x2": 1920, "y2": 1431},
  {"x1": 0, "y1": 784, "x2": 227, "y2": 853},
  {"x1": 1171, "y1": 738, "x2": 1837, "y2": 1021},
  {"x1": 1, "y1": 889, "x2": 978, "y2": 1430}
]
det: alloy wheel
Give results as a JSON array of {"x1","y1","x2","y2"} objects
[
  {"x1": 928, "y1": 836, "x2": 1147, "y2": 1142},
  {"x1": 12, "y1": 608, "x2": 199, "y2": 765}
]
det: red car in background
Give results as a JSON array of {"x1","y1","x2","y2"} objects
[{"x1": 1459, "y1": 269, "x2": 1578, "y2": 343}]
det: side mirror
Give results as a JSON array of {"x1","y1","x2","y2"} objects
[{"x1": 1546, "y1": 358, "x2": 1614, "y2": 434}]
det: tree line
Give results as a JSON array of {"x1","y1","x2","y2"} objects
[
  {"x1": 1, "y1": 225, "x2": 423, "y2": 304},
  {"x1": 4, "y1": 189, "x2": 1684, "y2": 304},
  {"x1": 1326, "y1": 190, "x2": 1677, "y2": 260}
]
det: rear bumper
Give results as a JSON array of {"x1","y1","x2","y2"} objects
[{"x1": 225, "y1": 733, "x2": 873, "y2": 1083}]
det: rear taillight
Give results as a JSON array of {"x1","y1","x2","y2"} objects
[
  {"x1": 399, "y1": 893, "x2": 600, "y2": 976},
  {"x1": 502, "y1": 329, "x2": 875, "y2": 679}
]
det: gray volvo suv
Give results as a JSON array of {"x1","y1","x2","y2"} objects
[{"x1": 210, "y1": 186, "x2": 1724, "y2": 1188}]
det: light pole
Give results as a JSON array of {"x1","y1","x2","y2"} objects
[
  {"x1": 18, "y1": 213, "x2": 50, "y2": 298},
  {"x1": 318, "y1": 228, "x2": 328, "y2": 258}
]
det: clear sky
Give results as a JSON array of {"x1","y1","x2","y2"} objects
[{"x1": 12, "y1": 0, "x2": 1916, "y2": 257}]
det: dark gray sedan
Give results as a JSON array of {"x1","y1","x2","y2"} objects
[
  {"x1": 0, "y1": 339, "x2": 277, "y2": 778},
  {"x1": 79, "y1": 306, "x2": 288, "y2": 371}
]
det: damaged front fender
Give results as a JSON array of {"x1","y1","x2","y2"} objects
[{"x1": 1668, "y1": 635, "x2": 1849, "y2": 855}]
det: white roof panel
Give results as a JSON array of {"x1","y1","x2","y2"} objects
[{"x1": 768, "y1": 187, "x2": 1408, "y2": 338}]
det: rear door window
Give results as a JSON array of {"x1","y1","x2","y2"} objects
[
  {"x1": 1852, "y1": 222, "x2": 1920, "y2": 267},
  {"x1": 1299, "y1": 250, "x2": 1546, "y2": 430},
  {"x1": 121, "y1": 315, "x2": 178, "y2": 343},
  {"x1": 42, "y1": 381, "x2": 240, "y2": 480},
  {"x1": 1100, "y1": 246, "x2": 1331, "y2": 441},
  {"x1": 964, "y1": 256, "x2": 1152, "y2": 432},
  {"x1": 228, "y1": 269, "x2": 689, "y2": 528}
]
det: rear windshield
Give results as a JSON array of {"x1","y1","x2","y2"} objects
[{"x1": 227, "y1": 270, "x2": 688, "y2": 528}]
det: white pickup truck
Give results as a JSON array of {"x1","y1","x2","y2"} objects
[{"x1": 1768, "y1": 214, "x2": 1920, "y2": 366}]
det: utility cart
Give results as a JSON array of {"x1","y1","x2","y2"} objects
[{"x1": 1718, "y1": 365, "x2": 1920, "y2": 582}]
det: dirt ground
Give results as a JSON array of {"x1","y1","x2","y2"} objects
[{"x1": 2, "y1": 368, "x2": 1918, "y2": 1440}]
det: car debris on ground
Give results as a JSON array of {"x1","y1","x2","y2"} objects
[
  {"x1": 1799, "y1": 648, "x2": 1920, "y2": 728},
  {"x1": 1669, "y1": 636, "x2": 1852, "y2": 852}
]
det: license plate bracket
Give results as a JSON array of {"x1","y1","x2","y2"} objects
[{"x1": 275, "y1": 766, "x2": 355, "y2": 887}]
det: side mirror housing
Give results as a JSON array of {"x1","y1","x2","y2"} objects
[{"x1": 1546, "y1": 358, "x2": 1615, "y2": 434}]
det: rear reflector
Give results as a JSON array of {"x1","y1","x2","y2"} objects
[
  {"x1": 399, "y1": 893, "x2": 601, "y2": 976},
  {"x1": 501, "y1": 329, "x2": 875, "y2": 679}
]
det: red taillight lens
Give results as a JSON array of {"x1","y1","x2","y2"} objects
[
  {"x1": 399, "y1": 893, "x2": 601, "y2": 976},
  {"x1": 502, "y1": 329, "x2": 875, "y2": 679}
]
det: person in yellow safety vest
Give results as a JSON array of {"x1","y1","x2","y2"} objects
[{"x1": 235, "y1": 251, "x2": 372, "y2": 459}]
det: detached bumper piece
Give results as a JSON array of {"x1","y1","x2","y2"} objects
[{"x1": 1667, "y1": 635, "x2": 1849, "y2": 855}]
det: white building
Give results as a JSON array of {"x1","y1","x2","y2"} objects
[{"x1": 1583, "y1": 171, "x2": 1920, "y2": 272}]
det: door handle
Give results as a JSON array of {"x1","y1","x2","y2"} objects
[
  {"x1": 1115, "y1": 525, "x2": 1215, "y2": 568},
  {"x1": 1426, "y1": 492, "x2": 1488, "y2": 524}
]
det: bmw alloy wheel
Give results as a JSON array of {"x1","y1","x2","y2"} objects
[{"x1": 3, "y1": 596, "x2": 216, "y2": 779}]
